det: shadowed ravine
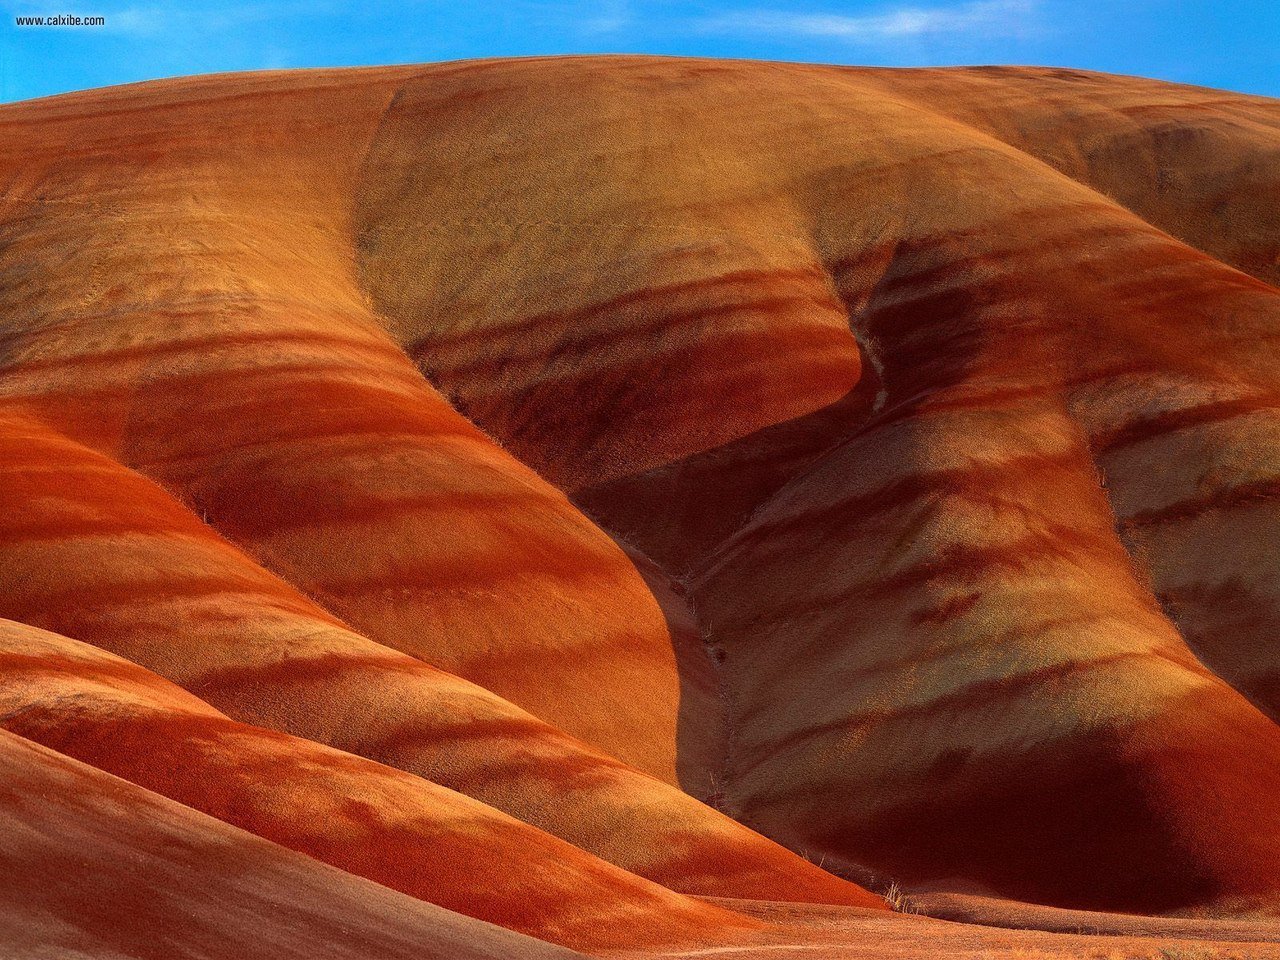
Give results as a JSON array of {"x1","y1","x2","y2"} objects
[{"x1": 0, "y1": 55, "x2": 1278, "y2": 959}]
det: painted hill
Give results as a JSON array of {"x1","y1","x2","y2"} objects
[
  {"x1": 0, "y1": 729, "x2": 584, "y2": 960},
  {"x1": 0, "y1": 56, "x2": 1277, "y2": 958}
]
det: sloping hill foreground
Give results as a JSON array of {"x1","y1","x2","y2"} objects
[{"x1": 0, "y1": 56, "x2": 1277, "y2": 958}]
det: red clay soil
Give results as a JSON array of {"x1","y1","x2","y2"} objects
[
  {"x1": 0, "y1": 56, "x2": 1278, "y2": 958},
  {"x1": 0, "y1": 728, "x2": 584, "y2": 960},
  {"x1": 0, "y1": 618, "x2": 755, "y2": 950}
]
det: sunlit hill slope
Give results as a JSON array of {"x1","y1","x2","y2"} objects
[{"x1": 0, "y1": 55, "x2": 1279, "y2": 959}]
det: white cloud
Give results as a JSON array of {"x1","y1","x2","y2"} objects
[
  {"x1": 579, "y1": 0, "x2": 632, "y2": 34},
  {"x1": 697, "y1": 0, "x2": 1039, "y2": 43}
]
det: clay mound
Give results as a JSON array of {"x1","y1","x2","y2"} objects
[
  {"x1": 0, "y1": 63, "x2": 880, "y2": 920},
  {"x1": 0, "y1": 411, "x2": 874, "y2": 913},
  {"x1": 0, "y1": 54, "x2": 1278, "y2": 953},
  {"x1": 0, "y1": 618, "x2": 756, "y2": 950},
  {"x1": 15, "y1": 700, "x2": 1264, "y2": 960},
  {"x1": 0, "y1": 728, "x2": 582, "y2": 960},
  {"x1": 346, "y1": 57, "x2": 1280, "y2": 914},
  {"x1": 857, "y1": 65, "x2": 1280, "y2": 286}
]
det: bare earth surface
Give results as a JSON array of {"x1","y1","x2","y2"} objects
[{"x1": 0, "y1": 56, "x2": 1277, "y2": 958}]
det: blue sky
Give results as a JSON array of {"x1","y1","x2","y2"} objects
[{"x1": 0, "y1": 0, "x2": 1276, "y2": 103}]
